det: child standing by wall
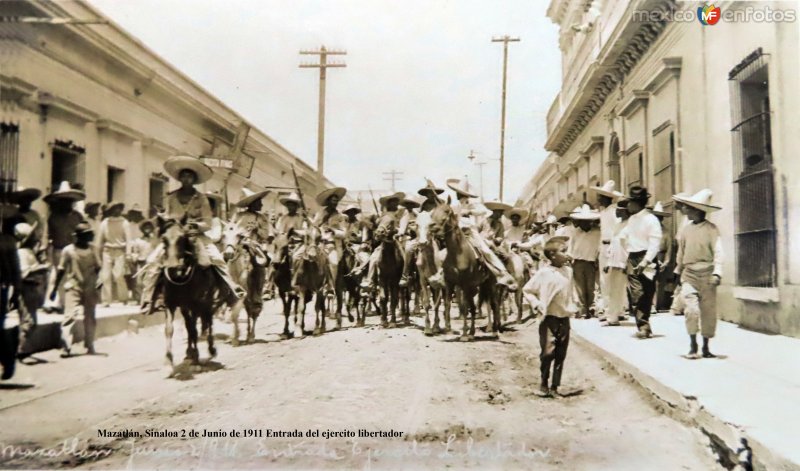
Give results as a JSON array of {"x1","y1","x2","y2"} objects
[
  {"x1": 672, "y1": 190, "x2": 723, "y2": 359},
  {"x1": 523, "y1": 236, "x2": 578, "y2": 398},
  {"x1": 50, "y1": 222, "x2": 101, "y2": 357}
]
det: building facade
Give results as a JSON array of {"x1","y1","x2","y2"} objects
[
  {"x1": 520, "y1": 0, "x2": 800, "y2": 337},
  {"x1": 0, "y1": 0, "x2": 334, "y2": 219}
]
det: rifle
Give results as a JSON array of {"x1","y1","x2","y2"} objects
[
  {"x1": 367, "y1": 186, "x2": 380, "y2": 215},
  {"x1": 289, "y1": 164, "x2": 308, "y2": 215}
]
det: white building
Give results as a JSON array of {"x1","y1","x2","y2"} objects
[
  {"x1": 0, "y1": 0, "x2": 335, "y2": 218},
  {"x1": 519, "y1": 0, "x2": 800, "y2": 337}
]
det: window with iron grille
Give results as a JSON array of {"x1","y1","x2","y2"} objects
[
  {"x1": 0, "y1": 122, "x2": 20, "y2": 194},
  {"x1": 729, "y1": 48, "x2": 776, "y2": 287}
]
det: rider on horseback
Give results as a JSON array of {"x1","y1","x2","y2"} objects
[
  {"x1": 398, "y1": 187, "x2": 439, "y2": 288},
  {"x1": 232, "y1": 188, "x2": 272, "y2": 263},
  {"x1": 358, "y1": 191, "x2": 404, "y2": 291},
  {"x1": 139, "y1": 156, "x2": 245, "y2": 314}
]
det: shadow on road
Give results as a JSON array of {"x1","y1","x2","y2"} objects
[{"x1": 170, "y1": 360, "x2": 225, "y2": 381}]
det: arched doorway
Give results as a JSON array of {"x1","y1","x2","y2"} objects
[{"x1": 607, "y1": 134, "x2": 621, "y2": 186}]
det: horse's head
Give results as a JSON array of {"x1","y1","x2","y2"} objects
[
  {"x1": 162, "y1": 222, "x2": 192, "y2": 268},
  {"x1": 428, "y1": 196, "x2": 455, "y2": 237},
  {"x1": 221, "y1": 221, "x2": 246, "y2": 261}
]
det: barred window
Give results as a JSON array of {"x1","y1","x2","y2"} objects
[
  {"x1": 1, "y1": 122, "x2": 20, "y2": 194},
  {"x1": 652, "y1": 124, "x2": 675, "y2": 210},
  {"x1": 729, "y1": 48, "x2": 776, "y2": 287}
]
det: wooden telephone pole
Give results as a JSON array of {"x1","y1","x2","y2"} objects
[
  {"x1": 491, "y1": 35, "x2": 519, "y2": 201},
  {"x1": 382, "y1": 170, "x2": 404, "y2": 192},
  {"x1": 299, "y1": 46, "x2": 347, "y2": 179}
]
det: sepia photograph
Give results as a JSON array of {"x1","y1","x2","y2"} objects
[{"x1": 1, "y1": 0, "x2": 799, "y2": 469}]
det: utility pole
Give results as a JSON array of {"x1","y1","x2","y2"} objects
[
  {"x1": 467, "y1": 150, "x2": 487, "y2": 202},
  {"x1": 299, "y1": 45, "x2": 346, "y2": 180},
  {"x1": 491, "y1": 35, "x2": 519, "y2": 201},
  {"x1": 382, "y1": 170, "x2": 404, "y2": 192}
]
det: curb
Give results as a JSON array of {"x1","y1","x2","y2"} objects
[
  {"x1": 6, "y1": 310, "x2": 166, "y2": 355},
  {"x1": 572, "y1": 333, "x2": 798, "y2": 471}
]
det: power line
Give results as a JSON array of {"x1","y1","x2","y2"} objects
[
  {"x1": 299, "y1": 45, "x2": 347, "y2": 180},
  {"x1": 491, "y1": 35, "x2": 520, "y2": 201},
  {"x1": 382, "y1": 170, "x2": 404, "y2": 192}
]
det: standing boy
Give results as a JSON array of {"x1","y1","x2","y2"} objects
[
  {"x1": 97, "y1": 201, "x2": 130, "y2": 306},
  {"x1": 568, "y1": 204, "x2": 601, "y2": 319},
  {"x1": 522, "y1": 236, "x2": 578, "y2": 398},
  {"x1": 672, "y1": 190, "x2": 723, "y2": 359},
  {"x1": 50, "y1": 222, "x2": 101, "y2": 357}
]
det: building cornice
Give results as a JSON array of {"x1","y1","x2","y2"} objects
[
  {"x1": 645, "y1": 57, "x2": 682, "y2": 94},
  {"x1": 545, "y1": 0, "x2": 677, "y2": 156},
  {"x1": 618, "y1": 90, "x2": 650, "y2": 118}
]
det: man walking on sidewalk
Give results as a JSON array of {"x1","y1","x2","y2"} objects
[
  {"x1": 590, "y1": 181, "x2": 622, "y2": 318},
  {"x1": 672, "y1": 190, "x2": 723, "y2": 359},
  {"x1": 620, "y1": 186, "x2": 662, "y2": 338},
  {"x1": 602, "y1": 198, "x2": 630, "y2": 326},
  {"x1": 568, "y1": 204, "x2": 601, "y2": 319},
  {"x1": 97, "y1": 201, "x2": 130, "y2": 306}
]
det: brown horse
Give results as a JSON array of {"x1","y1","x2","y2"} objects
[
  {"x1": 274, "y1": 242, "x2": 300, "y2": 339},
  {"x1": 428, "y1": 200, "x2": 500, "y2": 340},
  {"x1": 222, "y1": 222, "x2": 268, "y2": 345},
  {"x1": 374, "y1": 227, "x2": 405, "y2": 328},
  {"x1": 158, "y1": 219, "x2": 220, "y2": 369},
  {"x1": 292, "y1": 236, "x2": 328, "y2": 337}
]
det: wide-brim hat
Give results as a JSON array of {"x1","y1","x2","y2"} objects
[
  {"x1": 505, "y1": 207, "x2": 529, "y2": 220},
  {"x1": 401, "y1": 195, "x2": 424, "y2": 209},
  {"x1": 590, "y1": 180, "x2": 620, "y2": 198},
  {"x1": 126, "y1": 203, "x2": 144, "y2": 216},
  {"x1": 672, "y1": 189, "x2": 721, "y2": 213},
  {"x1": 12, "y1": 187, "x2": 42, "y2": 202},
  {"x1": 138, "y1": 219, "x2": 156, "y2": 232},
  {"x1": 546, "y1": 235, "x2": 570, "y2": 245},
  {"x1": 43, "y1": 181, "x2": 86, "y2": 204},
  {"x1": 570, "y1": 203, "x2": 601, "y2": 221},
  {"x1": 648, "y1": 201, "x2": 672, "y2": 217},
  {"x1": 627, "y1": 185, "x2": 651, "y2": 202},
  {"x1": 280, "y1": 192, "x2": 303, "y2": 206},
  {"x1": 418, "y1": 179, "x2": 445, "y2": 197},
  {"x1": 484, "y1": 200, "x2": 512, "y2": 212},
  {"x1": 73, "y1": 222, "x2": 94, "y2": 235},
  {"x1": 379, "y1": 191, "x2": 406, "y2": 206},
  {"x1": 315, "y1": 187, "x2": 347, "y2": 206},
  {"x1": 235, "y1": 187, "x2": 270, "y2": 208},
  {"x1": 106, "y1": 201, "x2": 125, "y2": 213},
  {"x1": 205, "y1": 191, "x2": 224, "y2": 202},
  {"x1": 446, "y1": 179, "x2": 477, "y2": 199},
  {"x1": 342, "y1": 204, "x2": 362, "y2": 215},
  {"x1": 164, "y1": 155, "x2": 213, "y2": 184}
]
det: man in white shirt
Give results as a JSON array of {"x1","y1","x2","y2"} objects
[
  {"x1": 569, "y1": 205, "x2": 601, "y2": 318},
  {"x1": 589, "y1": 180, "x2": 622, "y2": 317},
  {"x1": 619, "y1": 186, "x2": 662, "y2": 338}
]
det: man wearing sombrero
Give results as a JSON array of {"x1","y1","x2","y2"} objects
[
  {"x1": 478, "y1": 200, "x2": 511, "y2": 243},
  {"x1": 360, "y1": 191, "x2": 404, "y2": 291},
  {"x1": 671, "y1": 189, "x2": 723, "y2": 359},
  {"x1": 97, "y1": 201, "x2": 130, "y2": 306},
  {"x1": 275, "y1": 192, "x2": 306, "y2": 249},
  {"x1": 44, "y1": 181, "x2": 86, "y2": 313},
  {"x1": 503, "y1": 206, "x2": 537, "y2": 270},
  {"x1": 619, "y1": 186, "x2": 662, "y2": 338},
  {"x1": 342, "y1": 204, "x2": 363, "y2": 245},
  {"x1": 11, "y1": 187, "x2": 44, "y2": 248},
  {"x1": 140, "y1": 156, "x2": 244, "y2": 315},
  {"x1": 590, "y1": 180, "x2": 623, "y2": 317},
  {"x1": 440, "y1": 178, "x2": 517, "y2": 291},
  {"x1": 569, "y1": 204, "x2": 602, "y2": 319},
  {"x1": 233, "y1": 187, "x2": 273, "y2": 244},
  {"x1": 398, "y1": 184, "x2": 441, "y2": 288}
]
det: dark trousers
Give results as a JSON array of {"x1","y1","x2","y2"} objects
[
  {"x1": 539, "y1": 315, "x2": 570, "y2": 388},
  {"x1": 627, "y1": 251, "x2": 656, "y2": 331},
  {"x1": 572, "y1": 259, "x2": 597, "y2": 316}
]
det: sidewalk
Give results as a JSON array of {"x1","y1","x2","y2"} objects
[
  {"x1": 3, "y1": 304, "x2": 165, "y2": 355},
  {"x1": 571, "y1": 314, "x2": 800, "y2": 471}
]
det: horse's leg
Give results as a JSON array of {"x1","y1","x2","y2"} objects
[
  {"x1": 379, "y1": 282, "x2": 389, "y2": 328},
  {"x1": 295, "y1": 291, "x2": 306, "y2": 339},
  {"x1": 182, "y1": 309, "x2": 199, "y2": 364},
  {"x1": 164, "y1": 308, "x2": 175, "y2": 368},
  {"x1": 485, "y1": 286, "x2": 496, "y2": 335},
  {"x1": 388, "y1": 285, "x2": 398, "y2": 328},
  {"x1": 206, "y1": 309, "x2": 217, "y2": 358},
  {"x1": 442, "y1": 286, "x2": 452, "y2": 333},
  {"x1": 280, "y1": 292, "x2": 292, "y2": 339},
  {"x1": 458, "y1": 289, "x2": 470, "y2": 341},
  {"x1": 230, "y1": 298, "x2": 242, "y2": 347},
  {"x1": 468, "y1": 291, "x2": 478, "y2": 341}
]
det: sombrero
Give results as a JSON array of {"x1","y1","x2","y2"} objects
[
  {"x1": 446, "y1": 179, "x2": 477, "y2": 199},
  {"x1": 570, "y1": 204, "x2": 600, "y2": 220},
  {"x1": 505, "y1": 207, "x2": 529, "y2": 220},
  {"x1": 106, "y1": 201, "x2": 125, "y2": 213},
  {"x1": 418, "y1": 179, "x2": 445, "y2": 197},
  {"x1": 484, "y1": 200, "x2": 512, "y2": 212},
  {"x1": 11, "y1": 187, "x2": 42, "y2": 202},
  {"x1": 544, "y1": 214, "x2": 558, "y2": 225},
  {"x1": 280, "y1": 192, "x2": 302, "y2": 206},
  {"x1": 235, "y1": 187, "x2": 270, "y2": 208},
  {"x1": 205, "y1": 191, "x2": 224, "y2": 202},
  {"x1": 73, "y1": 221, "x2": 94, "y2": 235},
  {"x1": 590, "y1": 180, "x2": 620, "y2": 198},
  {"x1": 379, "y1": 192, "x2": 405, "y2": 206},
  {"x1": 126, "y1": 203, "x2": 144, "y2": 216},
  {"x1": 672, "y1": 189, "x2": 721, "y2": 213},
  {"x1": 401, "y1": 195, "x2": 424, "y2": 209},
  {"x1": 648, "y1": 201, "x2": 672, "y2": 217},
  {"x1": 43, "y1": 181, "x2": 86, "y2": 204},
  {"x1": 315, "y1": 187, "x2": 346, "y2": 206},
  {"x1": 546, "y1": 235, "x2": 570, "y2": 245},
  {"x1": 138, "y1": 219, "x2": 156, "y2": 232},
  {"x1": 164, "y1": 155, "x2": 213, "y2": 184},
  {"x1": 342, "y1": 204, "x2": 362, "y2": 215}
]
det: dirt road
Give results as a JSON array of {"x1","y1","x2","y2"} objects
[{"x1": 1, "y1": 300, "x2": 722, "y2": 469}]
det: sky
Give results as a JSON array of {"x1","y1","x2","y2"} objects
[{"x1": 88, "y1": 0, "x2": 561, "y2": 203}]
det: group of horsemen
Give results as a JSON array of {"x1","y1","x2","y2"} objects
[{"x1": 142, "y1": 156, "x2": 555, "y2": 317}]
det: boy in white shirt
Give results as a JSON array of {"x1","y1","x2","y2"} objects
[{"x1": 523, "y1": 236, "x2": 578, "y2": 398}]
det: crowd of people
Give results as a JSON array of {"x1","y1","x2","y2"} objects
[{"x1": 0, "y1": 156, "x2": 724, "y2": 391}]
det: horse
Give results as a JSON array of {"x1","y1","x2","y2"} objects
[
  {"x1": 417, "y1": 238, "x2": 452, "y2": 336},
  {"x1": 222, "y1": 222, "x2": 268, "y2": 345},
  {"x1": 273, "y1": 239, "x2": 300, "y2": 339},
  {"x1": 428, "y1": 200, "x2": 501, "y2": 340},
  {"x1": 501, "y1": 246, "x2": 527, "y2": 323},
  {"x1": 374, "y1": 226, "x2": 405, "y2": 328},
  {"x1": 157, "y1": 218, "x2": 220, "y2": 368},
  {"x1": 292, "y1": 233, "x2": 328, "y2": 337},
  {"x1": 341, "y1": 243, "x2": 366, "y2": 326}
]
